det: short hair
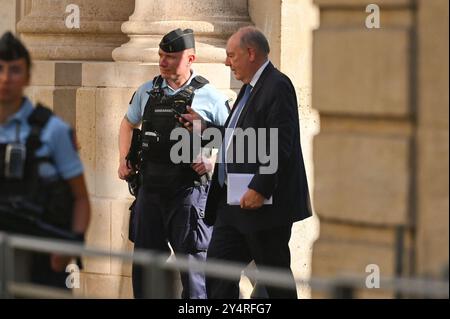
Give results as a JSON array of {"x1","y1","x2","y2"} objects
[
  {"x1": 0, "y1": 31, "x2": 32, "y2": 72},
  {"x1": 238, "y1": 26, "x2": 270, "y2": 57},
  {"x1": 186, "y1": 47, "x2": 196, "y2": 55}
]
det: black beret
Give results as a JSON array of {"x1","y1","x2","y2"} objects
[
  {"x1": 0, "y1": 32, "x2": 29, "y2": 60},
  {"x1": 0, "y1": 31, "x2": 31, "y2": 69},
  {"x1": 159, "y1": 28, "x2": 195, "y2": 53}
]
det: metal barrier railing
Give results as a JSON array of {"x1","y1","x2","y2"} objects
[{"x1": 0, "y1": 232, "x2": 448, "y2": 299}]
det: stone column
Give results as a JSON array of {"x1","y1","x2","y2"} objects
[
  {"x1": 311, "y1": 0, "x2": 419, "y2": 298},
  {"x1": 416, "y1": 0, "x2": 449, "y2": 279},
  {"x1": 17, "y1": 0, "x2": 135, "y2": 61},
  {"x1": 112, "y1": 0, "x2": 252, "y2": 63},
  {"x1": 0, "y1": 0, "x2": 24, "y2": 35}
]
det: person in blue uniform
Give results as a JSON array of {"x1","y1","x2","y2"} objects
[
  {"x1": 118, "y1": 28, "x2": 229, "y2": 299},
  {"x1": 0, "y1": 32, "x2": 90, "y2": 289}
]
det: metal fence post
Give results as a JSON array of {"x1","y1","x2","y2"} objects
[
  {"x1": 332, "y1": 279, "x2": 355, "y2": 299},
  {"x1": 395, "y1": 225, "x2": 406, "y2": 299},
  {"x1": 143, "y1": 259, "x2": 176, "y2": 299},
  {"x1": 0, "y1": 233, "x2": 5, "y2": 298},
  {"x1": 0, "y1": 233, "x2": 14, "y2": 299},
  {"x1": 0, "y1": 232, "x2": 448, "y2": 299}
]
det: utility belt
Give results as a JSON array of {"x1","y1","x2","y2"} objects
[{"x1": 141, "y1": 161, "x2": 209, "y2": 193}]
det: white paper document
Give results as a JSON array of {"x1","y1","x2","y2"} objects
[{"x1": 227, "y1": 173, "x2": 273, "y2": 206}]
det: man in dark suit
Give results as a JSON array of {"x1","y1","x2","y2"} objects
[{"x1": 180, "y1": 26, "x2": 312, "y2": 299}]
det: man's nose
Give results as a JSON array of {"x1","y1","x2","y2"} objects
[{"x1": 0, "y1": 69, "x2": 11, "y2": 82}]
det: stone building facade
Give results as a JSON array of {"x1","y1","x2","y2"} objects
[{"x1": 311, "y1": 0, "x2": 449, "y2": 298}]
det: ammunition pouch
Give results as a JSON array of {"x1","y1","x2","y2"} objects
[{"x1": 140, "y1": 75, "x2": 209, "y2": 165}]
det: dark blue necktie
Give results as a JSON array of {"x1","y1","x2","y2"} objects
[{"x1": 218, "y1": 84, "x2": 252, "y2": 186}]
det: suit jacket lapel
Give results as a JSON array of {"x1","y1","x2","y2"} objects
[{"x1": 236, "y1": 62, "x2": 275, "y2": 128}]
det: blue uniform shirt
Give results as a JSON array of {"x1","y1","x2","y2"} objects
[
  {"x1": 126, "y1": 71, "x2": 230, "y2": 126},
  {"x1": 0, "y1": 98, "x2": 84, "y2": 180}
]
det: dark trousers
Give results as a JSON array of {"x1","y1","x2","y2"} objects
[
  {"x1": 206, "y1": 222, "x2": 297, "y2": 299},
  {"x1": 131, "y1": 185, "x2": 211, "y2": 299}
]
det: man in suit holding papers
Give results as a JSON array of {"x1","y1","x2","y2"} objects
[{"x1": 180, "y1": 26, "x2": 312, "y2": 299}]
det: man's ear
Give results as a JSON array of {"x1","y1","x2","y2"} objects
[
  {"x1": 188, "y1": 53, "x2": 196, "y2": 65},
  {"x1": 248, "y1": 47, "x2": 257, "y2": 62}
]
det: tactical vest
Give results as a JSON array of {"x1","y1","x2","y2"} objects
[
  {"x1": 140, "y1": 75, "x2": 209, "y2": 191},
  {"x1": 0, "y1": 104, "x2": 76, "y2": 240}
]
